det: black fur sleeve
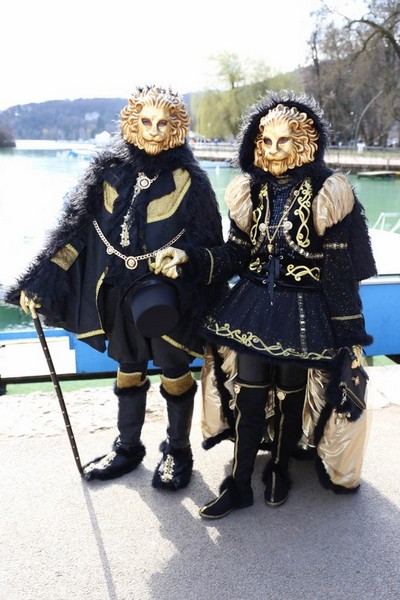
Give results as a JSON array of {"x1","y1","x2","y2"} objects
[{"x1": 321, "y1": 214, "x2": 374, "y2": 347}]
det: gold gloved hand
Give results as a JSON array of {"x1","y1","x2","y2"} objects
[
  {"x1": 19, "y1": 290, "x2": 41, "y2": 314},
  {"x1": 153, "y1": 247, "x2": 188, "y2": 279}
]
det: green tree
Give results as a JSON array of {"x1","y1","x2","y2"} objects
[
  {"x1": 208, "y1": 51, "x2": 246, "y2": 90},
  {"x1": 191, "y1": 54, "x2": 301, "y2": 140}
]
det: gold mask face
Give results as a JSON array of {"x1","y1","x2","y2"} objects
[
  {"x1": 120, "y1": 86, "x2": 190, "y2": 154},
  {"x1": 136, "y1": 105, "x2": 172, "y2": 156},
  {"x1": 258, "y1": 120, "x2": 295, "y2": 177},
  {"x1": 254, "y1": 104, "x2": 319, "y2": 175}
]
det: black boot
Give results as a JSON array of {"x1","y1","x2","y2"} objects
[
  {"x1": 152, "y1": 381, "x2": 197, "y2": 491},
  {"x1": 199, "y1": 476, "x2": 254, "y2": 519},
  {"x1": 263, "y1": 385, "x2": 305, "y2": 506},
  {"x1": 200, "y1": 381, "x2": 269, "y2": 519},
  {"x1": 83, "y1": 380, "x2": 149, "y2": 481}
]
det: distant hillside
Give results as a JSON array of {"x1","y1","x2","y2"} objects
[
  {"x1": 0, "y1": 94, "x2": 191, "y2": 141},
  {"x1": 0, "y1": 98, "x2": 127, "y2": 141}
]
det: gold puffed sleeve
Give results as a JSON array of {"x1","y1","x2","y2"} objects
[
  {"x1": 225, "y1": 173, "x2": 253, "y2": 234},
  {"x1": 312, "y1": 172, "x2": 355, "y2": 236}
]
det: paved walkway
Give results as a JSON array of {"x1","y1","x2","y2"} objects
[{"x1": 1, "y1": 365, "x2": 399, "y2": 600}]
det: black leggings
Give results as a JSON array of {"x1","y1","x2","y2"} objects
[
  {"x1": 119, "y1": 337, "x2": 192, "y2": 380},
  {"x1": 237, "y1": 352, "x2": 307, "y2": 389}
]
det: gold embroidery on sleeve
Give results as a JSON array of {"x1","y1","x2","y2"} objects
[
  {"x1": 50, "y1": 244, "x2": 79, "y2": 271},
  {"x1": 331, "y1": 314, "x2": 362, "y2": 321}
]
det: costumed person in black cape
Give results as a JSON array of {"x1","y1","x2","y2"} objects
[
  {"x1": 5, "y1": 85, "x2": 224, "y2": 490},
  {"x1": 154, "y1": 90, "x2": 377, "y2": 516}
]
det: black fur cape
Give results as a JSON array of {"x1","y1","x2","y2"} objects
[
  {"x1": 6, "y1": 137, "x2": 223, "y2": 282},
  {"x1": 5, "y1": 136, "x2": 225, "y2": 351}
]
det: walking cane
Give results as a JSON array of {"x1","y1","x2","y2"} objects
[{"x1": 29, "y1": 303, "x2": 84, "y2": 475}]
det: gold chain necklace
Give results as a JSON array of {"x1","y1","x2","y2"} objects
[
  {"x1": 258, "y1": 183, "x2": 300, "y2": 254},
  {"x1": 120, "y1": 172, "x2": 159, "y2": 247},
  {"x1": 93, "y1": 219, "x2": 186, "y2": 270}
]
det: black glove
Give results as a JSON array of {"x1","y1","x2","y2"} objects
[{"x1": 326, "y1": 347, "x2": 368, "y2": 422}]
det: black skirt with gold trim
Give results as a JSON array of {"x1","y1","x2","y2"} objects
[{"x1": 200, "y1": 273, "x2": 337, "y2": 370}]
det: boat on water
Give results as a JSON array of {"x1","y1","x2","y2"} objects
[
  {"x1": 371, "y1": 211, "x2": 400, "y2": 233},
  {"x1": 357, "y1": 170, "x2": 400, "y2": 179}
]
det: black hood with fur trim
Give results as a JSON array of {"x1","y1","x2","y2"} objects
[{"x1": 233, "y1": 90, "x2": 332, "y2": 185}]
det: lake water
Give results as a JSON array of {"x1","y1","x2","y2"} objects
[{"x1": 1, "y1": 142, "x2": 400, "y2": 290}]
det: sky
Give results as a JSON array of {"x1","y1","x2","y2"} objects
[{"x1": 1, "y1": 0, "x2": 357, "y2": 110}]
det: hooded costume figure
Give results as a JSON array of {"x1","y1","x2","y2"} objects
[
  {"x1": 5, "y1": 85, "x2": 224, "y2": 489},
  {"x1": 154, "y1": 90, "x2": 377, "y2": 517}
]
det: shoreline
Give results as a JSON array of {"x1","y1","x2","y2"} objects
[{"x1": 8, "y1": 139, "x2": 400, "y2": 171}]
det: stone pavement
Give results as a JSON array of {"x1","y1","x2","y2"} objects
[{"x1": 0, "y1": 365, "x2": 399, "y2": 600}]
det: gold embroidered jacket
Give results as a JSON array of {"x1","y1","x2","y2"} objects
[{"x1": 183, "y1": 170, "x2": 376, "y2": 349}]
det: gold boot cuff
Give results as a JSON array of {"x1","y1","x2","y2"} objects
[
  {"x1": 160, "y1": 372, "x2": 194, "y2": 396},
  {"x1": 117, "y1": 370, "x2": 148, "y2": 389}
]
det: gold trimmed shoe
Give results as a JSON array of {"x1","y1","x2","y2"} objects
[
  {"x1": 82, "y1": 439, "x2": 146, "y2": 481},
  {"x1": 152, "y1": 441, "x2": 193, "y2": 491},
  {"x1": 263, "y1": 463, "x2": 291, "y2": 507}
]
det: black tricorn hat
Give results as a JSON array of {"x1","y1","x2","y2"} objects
[{"x1": 124, "y1": 273, "x2": 180, "y2": 338}]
